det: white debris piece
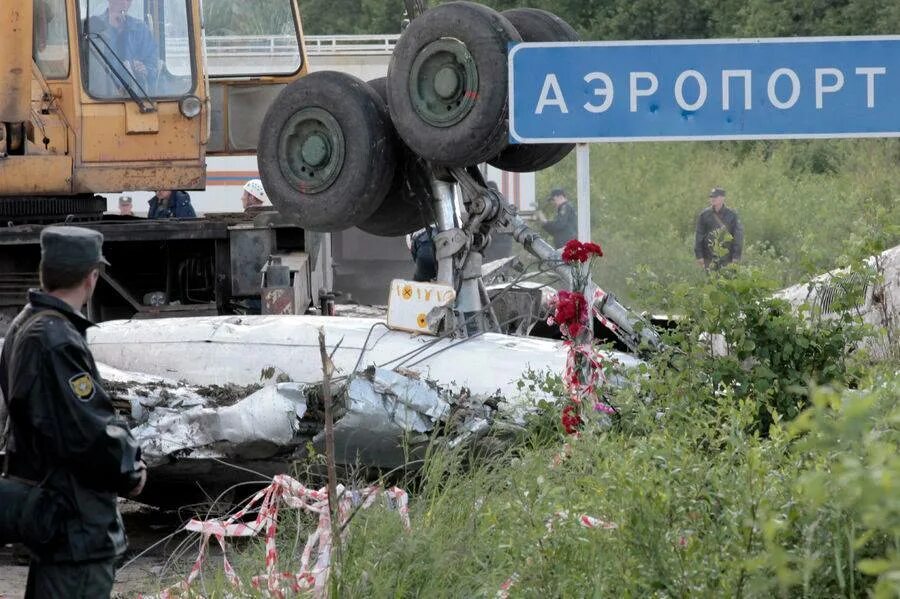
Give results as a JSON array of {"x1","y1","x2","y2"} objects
[
  {"x1": 87, "y1": 315, "x2": 641, "y2": 400},
  {"x1": 132, "y1": 382, "x2": 308, "y2": 466},
  {"x1": 777, "y1": 244, "x2": 899, "y2": 358},
  {"x1": 94, "y1": 362, "x2": 312, "y2": 467}
]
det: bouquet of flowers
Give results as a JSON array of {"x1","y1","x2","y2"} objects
[{"x1": 547, "y1": 239, "x2": 616, "y2": 434}]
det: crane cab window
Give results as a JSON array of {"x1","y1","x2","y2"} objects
[
  {"x1": 34, "y1": 0, "x2": 70, "y2": 79},
  {"x1": 203, "y1": 0, "x2": 302, "y2": 77},
  {"x1": 78, "y1": 0, "x2": 195, "y2": 100}
]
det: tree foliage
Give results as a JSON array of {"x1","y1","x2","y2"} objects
[
  {"x1": 295, "y1": 0, "x2": 900, "y2": 36},
  {"x1": 204, "y1": 0, "x2": 297, "y2": 36},
  {"x1": 298, "y1": 0, "x2": 408, "y2": 35}
]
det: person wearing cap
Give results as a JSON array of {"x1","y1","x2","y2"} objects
[
  {"x1": 536, "y1": 188, "x2": 577, "y2": 249},
  {"x1": 482, "y1": 181, "x2": 514, "y2": 261},
  {"x1": 117, "y1": 195, "x2": 133, "y2": 216},
  {"x1": 241, "y1": 178, "x2": 269, "y2": 212},
  {"x1": 694, "y1": 187, "x2": 744, "y2": 270},
  {"x1": 0, "y1": 227, "x2": 145, "y2": 598},
  {"x1": 148, "y1": 190, "x2": 196, "y2": 219}
]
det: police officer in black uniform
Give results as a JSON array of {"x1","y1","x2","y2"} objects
[
  {"x1": 538, "y1": 188, "x2": 578, "y2": 249},
  {"x1": 0, "y1": 226, "x2": 146, "y2": 598}
]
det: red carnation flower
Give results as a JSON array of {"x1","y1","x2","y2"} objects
[
  {"x1": 583, "y1": 242, "x2": 603, "y2": 258},
  {"x1": 552, "y1": 290, "x2": 587, "y2": 338},
  {"x1": 561, "y1": 239, "x2": 588, "y2": 263},
  {"x1": 561, "y1": 239, "x2": 604, "y2": 264}
]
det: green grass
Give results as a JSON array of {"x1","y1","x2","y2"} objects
[
  {"x1": 181, "y1": 372, "x2": 899, "y2": 597},
  {"x1": 326, "y1": 369, "x2": 899, "y2": 597},
  {"x1": 534, "y1": 139, "x2": 900, "y2": 309}
]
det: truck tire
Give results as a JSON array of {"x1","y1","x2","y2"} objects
[
  {"x1": 358, "y1": 78, "x2": 432, "y2": 237},
  {"x1": 488, "y1": 8, "x2": 579, "y2": 173},
  {"x1": 387, "y1": 1, "x2": 521, "y2": 167},
  {"x1": 258, "y1": 71, "x2": 397, "y2": 232}
]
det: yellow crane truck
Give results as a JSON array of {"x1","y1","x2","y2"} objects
[{"x1": 0, "y1": 0, "x2": 336, "y2": 329}]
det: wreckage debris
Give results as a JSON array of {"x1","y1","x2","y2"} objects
[{"x1": 5, "y1": 315, "x2": 641, "y2": 508}]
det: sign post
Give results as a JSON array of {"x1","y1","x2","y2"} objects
[
  {"x1": 575, "y1": 144, "x2": 591, "y2": 242},
  {"x1": 508, "y1": 36, "x2": 900, "y2": 243}
]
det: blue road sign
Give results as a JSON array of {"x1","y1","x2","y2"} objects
[{"x1": 508, "y1": 37, "x2": 900, "y2": 143}]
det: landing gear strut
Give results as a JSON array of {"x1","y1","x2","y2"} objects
[{"x1": 428, "y1": 168, "x2": 662, "y2": 354}]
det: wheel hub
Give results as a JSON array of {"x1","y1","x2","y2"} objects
[
  {"x1": 408, "y1": 38, "x2": 478, "y2": 128},
  {"x1": 278, "y1": 107, "x2": 345, "y2": 194},
  {"x1": 301, "y1": 134, "x2": 329, "y2": 167}
]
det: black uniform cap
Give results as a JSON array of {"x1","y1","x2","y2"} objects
[{"x1": 40, "y1": 226, "x2": 110, "y2": 269}]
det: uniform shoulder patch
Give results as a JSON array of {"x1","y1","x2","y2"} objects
[{"x1": 68, "y1": 373, "x2": 95, "y2": 401}]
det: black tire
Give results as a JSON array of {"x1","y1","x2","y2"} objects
[
  {"x1": 387, "y1": 1, "x2": 521, "y2": 167},
  {"x1": 489, "y1": 8, "x2": 579, "y2": 173},
  {"x1": 358, "y1": 78, "x2": 432, "y2": 237},
  {"x1": 258, "y1": 71, "x2": 397, "y2": 232}
]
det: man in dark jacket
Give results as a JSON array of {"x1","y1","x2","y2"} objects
[
  {"x1": 148, "y1": 190, "x2": 196, "y2": 218},
  {"x1": 0, "y1": 226, "x2": 146, "y2": 598},
  {"x1": 538, "y1": 188, "x2": 577, "y2": 248},
  {"x1": 85, "y1": 0, "x2": 159, "y2": 96},
  {"x1": 694, "y1": 187, "x2": 744, "y2": 270},
  {"x1": 407, "y1": 226, "x2": 437, "y2": 282}
]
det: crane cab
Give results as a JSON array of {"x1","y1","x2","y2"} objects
[{"x1": 1, "y1": 0, "x2": 307, "y2": 221}]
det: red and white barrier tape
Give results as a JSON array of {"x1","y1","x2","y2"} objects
[
  {"x1": 563, "y1": 341, "x2": 607, "y2": 401},
  {"x1": 151, "y1": 474, "x2": 409, "y2": 598},
  {"x1": 591, "y1": 287, "x2": 621, "y2": 336}
]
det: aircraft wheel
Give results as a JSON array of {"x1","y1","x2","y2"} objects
[
  {"x1": 488, "y1": 8, "x2": 579, "y2": 173},
  {"x1": 358, "y1": 77, "x2": 433, "y2": 237},
  {"x1": 258, "y1": 71, "x2": 397, "y2": 231},
  {"x1": 387, "y1": 1, "x2": 521, "y2": 167}
]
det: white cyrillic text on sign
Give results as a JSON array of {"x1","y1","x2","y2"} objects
[{"x1": 533, "y1": 66, "x2": 887, "y2": 115}]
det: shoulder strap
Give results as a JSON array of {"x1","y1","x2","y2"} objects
[{"x1": 711, "y1": 210, "x2": 728, "y2": 230}]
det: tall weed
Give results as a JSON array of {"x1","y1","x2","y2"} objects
[{"x1": 535, "y1": 139, "x2": 900, "y2": 309}]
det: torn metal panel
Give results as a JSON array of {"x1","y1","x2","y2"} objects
[
  {"x1": 364, "y1": 368, "x2": 450, "y2": 431},
  {"x1": 315, "y1": 367, "x2": 499, "y2": 468},
  {"x1": 133, "y1": 383, "x2": 309, "y2": 465},
  {"x1": 99, "y1": 364, "x2": 313, "y2": 467}
]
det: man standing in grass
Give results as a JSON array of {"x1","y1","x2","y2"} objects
[
  {"x1": 694, "y1": 187, "x2": 743, "y2": 270},
  {"x1": 537, "y1": 188, "x2": 578, "y2": 249}
]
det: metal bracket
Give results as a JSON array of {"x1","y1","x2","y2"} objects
[{"x1": 434, "y1": 228, "x2": 467, "y2": 259}]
